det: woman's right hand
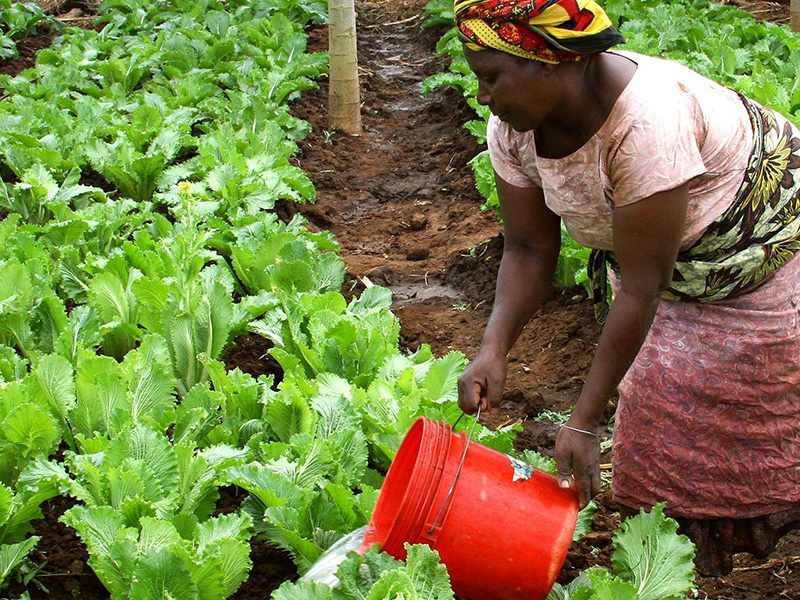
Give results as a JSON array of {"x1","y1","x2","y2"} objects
[{"x1": 457, "y1": 351, "x2": 508, "y2": 415}]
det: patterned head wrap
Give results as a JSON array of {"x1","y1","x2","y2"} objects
[{"x1": 454, "y1": 0, "x2": 624, "y2": 63}]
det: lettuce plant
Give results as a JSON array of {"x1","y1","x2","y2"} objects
[
  {"x1": 44, "y1": 424, "x2": 253, "y2": 600},
  {"x1": 0, "y1": 453, "x2": 70, "y2": 589},
  {"x1": 228, "y1": 385, "x2": 376, "y2": 572},
  {"x1": 0, "y1": 256, "x2": 66, "y2": 361},
  {"x1": 546, "y1": 504, "x2": 696, "y2": 600},
  {"x1": 0, "y1": 0, "x2": 59, "y2": 60},
  {"x1": 71, "y1": 335, "x2": 177, "y2": 442},
  {"x1": 273, "y1": 544, "x2": 455, "y2": 600},
  {"x1": 85, "y1": 104, "x2": 198, "y2": 204},
  {"x1": 61, "y1": 508, "x2": 253, "y2": 600},
  {"x1": 251, "y1": 287, "x2": 399, "y2": 390}
]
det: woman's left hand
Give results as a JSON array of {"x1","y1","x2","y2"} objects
[{"x1": 554, "y1": 424, "x2": 602, "y2": 508}]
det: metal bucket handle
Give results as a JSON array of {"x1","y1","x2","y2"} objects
[{"x1": 426, "y1": 404, "x2": 481, "y2": 536}]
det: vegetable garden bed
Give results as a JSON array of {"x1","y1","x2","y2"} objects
[{"x1": 0, "y1": 0, "x2": 799, "y2": 598}]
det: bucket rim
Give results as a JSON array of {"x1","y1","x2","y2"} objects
[{"x1": 377, "y1": 417, "x2": 455, "y2": 556}]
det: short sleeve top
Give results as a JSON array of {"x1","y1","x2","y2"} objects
[{"x1": 486, "y1": 50, "x2": 753, "y2": 251}]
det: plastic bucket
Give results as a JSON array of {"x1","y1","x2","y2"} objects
[{"x1": 359, "y1": 416, "x2": 578, "y2": 600}]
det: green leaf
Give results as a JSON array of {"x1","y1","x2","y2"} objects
[
  {"x1": 0, "y1": 345, "x2": 27, "y2": 382},
  {"x1": 105, "y1": 425, "x2": 179, "y2": 498},
  {"x1": 87, "y1": 265, "x2": 140, "y2": 361},
  {"x1": 54, "y1": 305, "x2": 102, "y2": 364},
  {"x1": 0, "y1": 474, "x2": 61, "y2": 544},
  {"x1": 545, "y1": 571, "x2": 593, "y2": 600},
  {"x1": 518, "y1": 449, "x2": 556, "y2": 474},
  {"x1": 581, "y1": 567, "x2": 640, "y2": 599},
  {"x1": 196, "y1": 537, "x2": 252, "y2": 600},
  {"x1": 363, "y1": 569, "x2": 417, "y2": 600},
  {"x1": 28, "y1": 353, "x2": 76, "y2": 447},
  {"x1": 405, "y1": 543, "x2": 455, "y2": 600},
  {"x1": 273, "y1": 578, "x2": 334, "y2": 600},
  {"x1": 573, "y1": 501, "x2": 597, "y2": 542},
  {"x1": 228, "y1": 462, "x2": 305, "y2": 516},
  {"x1": 611, "y1": 503, "x2": 696, "y2": 600},
  {"x1": 129, "y1": 549, "x2": 199, "y2": 600},
  {"x1": 171, "y1": 384, "x2": 224, "y2": 446},
  {"x1": 61, "y1": 505, "x2": 137, "y2": 597},
  {"x1": 347, "y1": 285, "x2": 392, "y2": 313},
  {"x1": 193, "y1": 512, "x2": 247, "y2": 552},
  {"x1": 0, "y1": 536, "x2": 39, "y2": 587},
  {"x1": 0, "y1": 485, "x2": 11, "y2": 526},
  {"x1": 73, "y1": 353, "x2": 128, "y2": 439},
  {"x1": 123, "y1": 335, "x2": 176, "y2": 430},
  {"x1": 424, "y1": 352, "x2": 466, "y2": 403},
  {"x1": 266, "y1": 393, "x2": 315, "y2": 443},
  {"x1": 334, "y1": 547, "x2": 404, "y2": 598},
  {"x1": 4, "y1": 402, "x2": 60, "y2": 459},
  {"x1": 0, "y1": 259, "x2": 34, "y2": 356},
  {"x1": 276, "y1": 437, "x2": 331, "y2": 490},
  {"x1": 137, "y1": 517, "x2": 181, "y2": 555}
]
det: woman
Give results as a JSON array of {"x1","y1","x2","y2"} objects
[{"x1": 453, "y1": 0, "x2": 800, "y2": 576}]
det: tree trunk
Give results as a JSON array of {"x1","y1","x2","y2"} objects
[
  {"x1": 792, "y1": 0, "x2": 800, "y2": 33},
  {"x1": 328, "y1": 0, "x2": 362, "y2": 134}
]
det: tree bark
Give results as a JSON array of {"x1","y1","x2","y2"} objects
[
  {"x1": 792, "y1": 0, "x2": 800, "y2": 33},
  {"x1": 328, "y1": 0, "x2": 362, "y2": 134}
]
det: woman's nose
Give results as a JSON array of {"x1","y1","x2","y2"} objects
[{"x1": 475, "y1": 84, "x2": 491, "y2": 106}]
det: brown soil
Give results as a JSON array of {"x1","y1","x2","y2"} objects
[{"x1": 3, "y1": 0, "x2": 800, "y2": 599}]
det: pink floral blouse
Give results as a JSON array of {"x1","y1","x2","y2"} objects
[{"x1": 487, "y1": 50, "x2": 754, "y2": 251}]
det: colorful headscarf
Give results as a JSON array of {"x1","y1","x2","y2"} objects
[{"x1": 454, "y1": 0, "x2": 624, "y2": 63}]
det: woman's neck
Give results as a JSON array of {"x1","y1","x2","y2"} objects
[{"x1": 534, "y1": 53, "x2": 637, "y2": 159}]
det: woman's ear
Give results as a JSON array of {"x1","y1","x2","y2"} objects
[{"x1": 539, "y1": 62, "x2": 558, "y2": 77}]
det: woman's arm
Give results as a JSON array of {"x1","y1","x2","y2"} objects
[
  {"x1": 555, "y1": 182, "x2": 690, "y2": 507},
  {"x1": 457, "y1": 173, "x2": 561, "y2": 414}
]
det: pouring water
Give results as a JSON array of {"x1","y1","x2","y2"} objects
[{"x1": 302, "y1": 525, "x2": 368, "y2": 587}]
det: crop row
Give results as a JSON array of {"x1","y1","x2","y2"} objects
[{"x1": 0, "y1": 0, "x2": 531, "y2": 597}]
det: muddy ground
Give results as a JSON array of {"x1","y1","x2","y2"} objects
[{"x1": 2, "y1": 0, "x2": 800, "y2": 599}]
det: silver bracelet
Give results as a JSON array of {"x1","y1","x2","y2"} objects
[{"x1": 559, "y1": 424, "x2": 599, "y2": 438}]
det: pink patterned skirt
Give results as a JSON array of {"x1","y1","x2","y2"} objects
[{"x1": 612, "y1": 250, "x2": 800, "y2": 519}]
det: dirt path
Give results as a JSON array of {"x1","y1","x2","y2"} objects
[{"x1": 291, "y1": 0, "x2": 600, "y2": 444}]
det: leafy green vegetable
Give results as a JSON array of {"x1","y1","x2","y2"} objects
[
  {"x1": 0, "y1": 0, "x2": 60, "y2": 60},
  {"x1": 62, "y1": 507, "x2": 253, "y2": 600},
  {"x1": 0, "y1": 256, "x2": 67, "y2": 360},
  {"x1": 71, "y1": 335, "x2": 176, "y2": 440},
  {"x1": 0, "y1": 536, "x2": 39, "y2": 590},
  {"x1": 273, "y1": 544, "x2": 455, "y2": 600},
  {"x1": 85, "y1": 104, "x2": 197, "y2": 203},
  {"x1": 546, "y1": 504, "x2": 696, "y2": 600},
  {"x1": 612, "y1": 504, "x2": 696, "y2": 600},
  {"x1": 252, "y1": 288, "x2": 399, "y2": 390},
  {"x1": 0, "y1": 164, "x2": 104, "y2": 226},
  {"x1": 0, "y1": 459, "x2": 66, "y2": 589}
]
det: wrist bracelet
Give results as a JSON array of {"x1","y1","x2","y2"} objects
[{"x1": 559, "y1": 424, "x2": 599, "y2": 438}]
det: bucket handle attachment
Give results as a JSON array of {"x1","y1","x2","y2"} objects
[{"x1": 425, "y1": 405, "x2": 481, "y2": 536}]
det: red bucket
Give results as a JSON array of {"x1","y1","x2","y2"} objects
[{"x1": 359, "y1": 416, "x2": 578, "y2": 600}]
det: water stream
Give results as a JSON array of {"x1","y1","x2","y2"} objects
[{"x1": 301, "y1": 526, "x2": 368, "y2": 587}]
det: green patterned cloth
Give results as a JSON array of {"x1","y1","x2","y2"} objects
[{"x1": 590, "y1": 95, "x2": 800, "y2": 322}]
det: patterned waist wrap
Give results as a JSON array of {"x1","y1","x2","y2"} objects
[{"x1": 590, "y1": 96, "x2": 800, "y2": 322}]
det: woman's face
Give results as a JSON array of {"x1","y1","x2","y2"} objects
[{"x1": 463, "y1": 46, "x2": 558, "y2": 132}]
